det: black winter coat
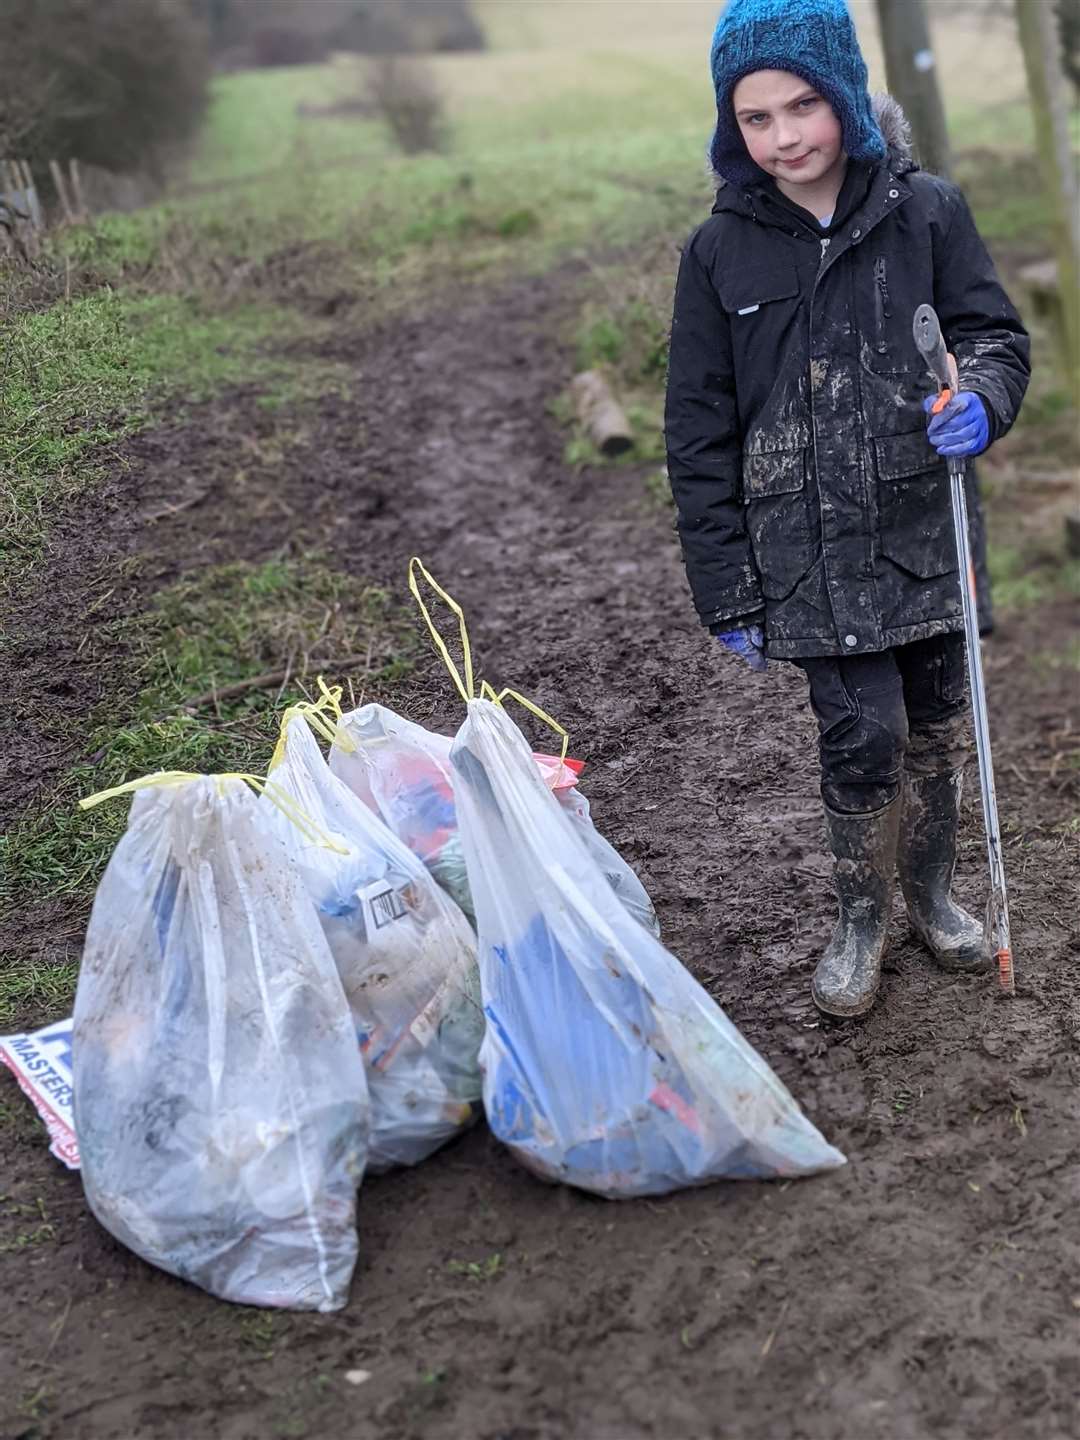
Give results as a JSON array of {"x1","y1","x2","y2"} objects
[{"x1": 664, "y1": 119, "x2": 1030, "y2": 660}]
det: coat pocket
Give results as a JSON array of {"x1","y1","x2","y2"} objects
[
  {"x1": 874, "y1": 431, "x2": 957, "y2": 579},
  {"x1": 743, "y1": 447, "x2": 816, "y2": 599},
  {"x1": 719, "y1": 266, "x2": 799, "y2": 317}
]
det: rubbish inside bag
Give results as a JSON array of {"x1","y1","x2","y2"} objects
[
  {"x1": 262, "y1": 711, "x2": 484, "y2": 1171},
  {"x1": 73, "y1": 775, "x2": 369, "y2": 1312},
  {"x1": 449, "y1": 699, "x2": 847, "y2": 1198},
  {"x1": 330, "y1": 702, "x2": 659, "y2": 935}
]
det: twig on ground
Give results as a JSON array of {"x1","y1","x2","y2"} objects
[
  {"x1": 142, "y1": 489, "x2": 212, "y2": 523},
  {"x1": 354, "y1": 635, "x2": 376, "y2": 710},
  {"x1": 178, "y1": 654, "x2": 372, "y2": 713},
  {"x1": 272, "y1": 653, "x2": 295, "y2": 709},
  {"x1": 759, "y1": 1297, "x2": 790, "y2": 1363}
]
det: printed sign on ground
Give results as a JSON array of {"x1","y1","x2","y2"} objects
[{"x1": 0, "y1": 1018, "x2": 79, "y2": 1169}]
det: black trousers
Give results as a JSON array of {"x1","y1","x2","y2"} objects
[{"x1": 792, "y1": 634, "x2": 973, "y2": 814}]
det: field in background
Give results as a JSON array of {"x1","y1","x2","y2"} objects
[{"x1": 91, "y1": 2, "x2": 1044, "y2": 271}]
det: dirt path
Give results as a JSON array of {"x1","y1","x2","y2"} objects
[{"x1": 2, "y1": 271, "x2": 1078, "y2": 1440}]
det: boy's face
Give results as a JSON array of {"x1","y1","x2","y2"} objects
[{"x1": 732, "y1": 69, "x2": 845, "y2": 189}]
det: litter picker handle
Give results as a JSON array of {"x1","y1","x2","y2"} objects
[
  {"x1": 913, "y1": 303, "x2": 959, "y2": 412},
  {"x1": 911, "y1": 303, "x2": 1015, "y2": 996}
]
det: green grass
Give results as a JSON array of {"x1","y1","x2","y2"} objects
[
  {"x1": 954, "y1": 149, "x2": 1057, "y2": 254},
  {"x1": 0, "y1": 557, "x2": 416, "y2": 1024},
  {"x1": 48, "y1": 47, "x2": 713, "y2": 300},
  {"x1": 0, "y1": 959, "x2": 81, "y2": 1031},
  {"x1": 447, "y1": 1253, "x2": 504, "y2": 1281},
  {"x1": 0, "y1": 290, "x2": 343, "y2": 597},
  {"x1": 987, "y1": 543, "x2": 1080, "y2": 616}
]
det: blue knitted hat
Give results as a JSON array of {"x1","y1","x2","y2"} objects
[{"x1": 709, "y1": 0, "x2": 885, "y2": 186}]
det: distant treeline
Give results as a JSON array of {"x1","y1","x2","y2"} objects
[
  {"x1": 0, "y1": 0, "x2": 484, "y2": 193},
  {"x1": 193, "y1": 0, "x2": 487, "y2": 67},
  {"x1": 1, "y1": 0, "x2": 209, "y2": 181}
]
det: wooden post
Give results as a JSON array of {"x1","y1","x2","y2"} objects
[
  {"x1": 1015, "y1": 0, "x2": 1080, "y2": 395},
  {"x1": 49, "y1": 158, "x2": 75, "y2": 224},
  {"x1": 18, "y1": 160, "x2": 42, "y2": 229},
  {"x1": 1, "y1": 158, "x2": 39, "y2": 255},
  {"x1": 68, "y1": 158, "x2": 87, "y2": 222},
  {"x1": 873, "y1": 0, "x2": 952, "y2": 176},
  {"x1": 0, "y1": 161, "x2": 13, "y2": 254}
]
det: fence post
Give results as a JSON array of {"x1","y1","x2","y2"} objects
[
  {"x1": 68, "y1": 159, "x2": 88, "y2": 223},
  {"x1": 49, "y1": 158, "x2": 75, "y2": 224}
]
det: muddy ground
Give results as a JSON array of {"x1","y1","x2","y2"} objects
[{"x1": 2, "y1": 268, "x2": 1078, "y2": 1440}]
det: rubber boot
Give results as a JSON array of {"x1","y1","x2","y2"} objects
[
  {"x1": 898, "y1": 769, "x2": 990, "y2": 971},
  {"x1": 812, "y1": 798, "x2": 901, "y2": 1019}
]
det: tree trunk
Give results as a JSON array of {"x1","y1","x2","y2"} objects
[
  {"x1": 1014, "y1": 0, "x2": 1080, "y2": 394},
  {"x1": 874, "y1": 0, "x2": 952, "y2": 176}
]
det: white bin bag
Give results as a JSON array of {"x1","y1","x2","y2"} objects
[
  {"x1": 331, "y1": 702, "x2": 659, "y2": 935},
  {"x1": 449, "y1": 700, "x2": 846, "y2": 1198},
  {"x1": 262, "y1": 713, "x2": 484, "y2": 1170},
  {"x1": 330, "y1": 704, "x2": 475, "y2": 923},
  {"x1": 73, "y1": 775, "x2": 369, "y2": 1311}
]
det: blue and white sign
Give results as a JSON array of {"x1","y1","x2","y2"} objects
[{"x1": 0, "y1": 1018, "x2": 79, "y2": 1168}]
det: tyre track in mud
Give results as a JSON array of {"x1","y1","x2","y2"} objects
[{"x1": 2, "y1": 269, "x2": 1078, "y2": 1440}]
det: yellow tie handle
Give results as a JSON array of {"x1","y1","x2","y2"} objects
[{"x1": 408, "y1": 559, "x2": 571, "y2": 764}]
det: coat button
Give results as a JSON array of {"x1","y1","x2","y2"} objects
[
  {"x1": 844, "y1": 634, "x2": 858, "y2": 647},
  {"x1": 888, "y1": 189, "x2": 899, "y2": 199},
  {"x1": 851, "y1": 228, "x2": 862, "y2": 239}
]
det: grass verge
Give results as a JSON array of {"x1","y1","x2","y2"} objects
[
  {"x1": 0, "y1": 556, "x2": 416, "y2": 1028},
  {"x1": 0, "y1": 289, "x2": 350, "y2": 602}
]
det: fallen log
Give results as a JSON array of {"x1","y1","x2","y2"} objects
[{"x1": 571, "y1": 369, "x2": 634, "y2": 457}]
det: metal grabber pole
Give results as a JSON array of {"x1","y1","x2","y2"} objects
[{"x1": 912, "y1": 304, "x2": 1015, "y2": 995}]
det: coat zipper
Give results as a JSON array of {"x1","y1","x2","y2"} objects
[
  {"x1": 873, "y1": 256, "x2": 892, "y2": 352},
  {"x1": 809, "y1": 229, "x2": 871, "y2": 610},
  {"x1": 805, "y1": 184, "x2": 910, "y2": 637},
  {"x1": 873, "y1": 257, "x2": 892, "y2": 318}
]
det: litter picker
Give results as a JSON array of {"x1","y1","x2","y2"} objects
[{"x1": 913, "y1": 303, "x2": 1014, "y2": 995}]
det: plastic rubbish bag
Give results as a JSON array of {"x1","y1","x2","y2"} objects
[
  {"x1": 262, "y1": 711, "x2": 484, "y2": 1170},
  {"x1": 73, "y1": 775, "x2": 369, "y2": 1311},
  {"x1": 331, "y1": 702, "x2": 659, "y2": 935},
  {"x1": 449, "y1": 700, "x2": 846, "y2": 1197},
  {"x1": 330, "y1": 704, "x2": 474, "y2": 922}
]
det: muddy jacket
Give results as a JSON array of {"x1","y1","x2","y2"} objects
[{"x1": 664, "y1": 101, "x2": 1030, "y2": 659}]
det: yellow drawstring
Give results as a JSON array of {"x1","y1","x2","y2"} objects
[
  {"x1": 410, "y1": 558, "x2": 570, "y2": 761},
  {"x1": 80, "y1": 770, "x2": 349, "y2": 855},
  {"x1": 481, "y1": 682, "x2": 569, "y2": 763},
  {"x1": 269, "y1": 676, "x2": 356, "y2": 774},
  {"x1": 408, "y1": 556, "x2": 474, "y2": 702},
  {"x1": 79, "y1": 771, "x2": 203, "y2": 808}
]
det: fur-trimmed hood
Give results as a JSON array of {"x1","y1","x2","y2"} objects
[
  {"x1": 710, "y1": 91, "x2": 914, "y2": 190},
  {"x1": 871, "y1": 92, "x2": 913, "y2": 163}
]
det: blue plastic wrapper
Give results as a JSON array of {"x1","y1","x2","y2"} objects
[{"x1": 450, "y1": 700, "x2": 847, "y2": 1198}]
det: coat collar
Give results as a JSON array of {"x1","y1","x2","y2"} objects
[{"x1": 711, "y1": 150, "x2": 913, "y2": 246}]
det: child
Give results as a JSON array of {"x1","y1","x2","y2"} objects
[{"x1": 665, "y1": 0, "x2": 1030, "y2": 1017}]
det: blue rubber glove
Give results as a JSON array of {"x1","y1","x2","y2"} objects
[
  {"x1": 923, "y1": 391, "x2": 990, "y2": 458},
  {"x1": 715, "y1": 624, "x2": 767, "y2": 672}
]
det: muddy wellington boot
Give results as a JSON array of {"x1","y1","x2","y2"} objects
[
  {"x1": 812, "y1": 798, "x2": 901, "y2": 1018},
  {"x1": 898, "y1": 770, "x2": 990, "y2": 971}
]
